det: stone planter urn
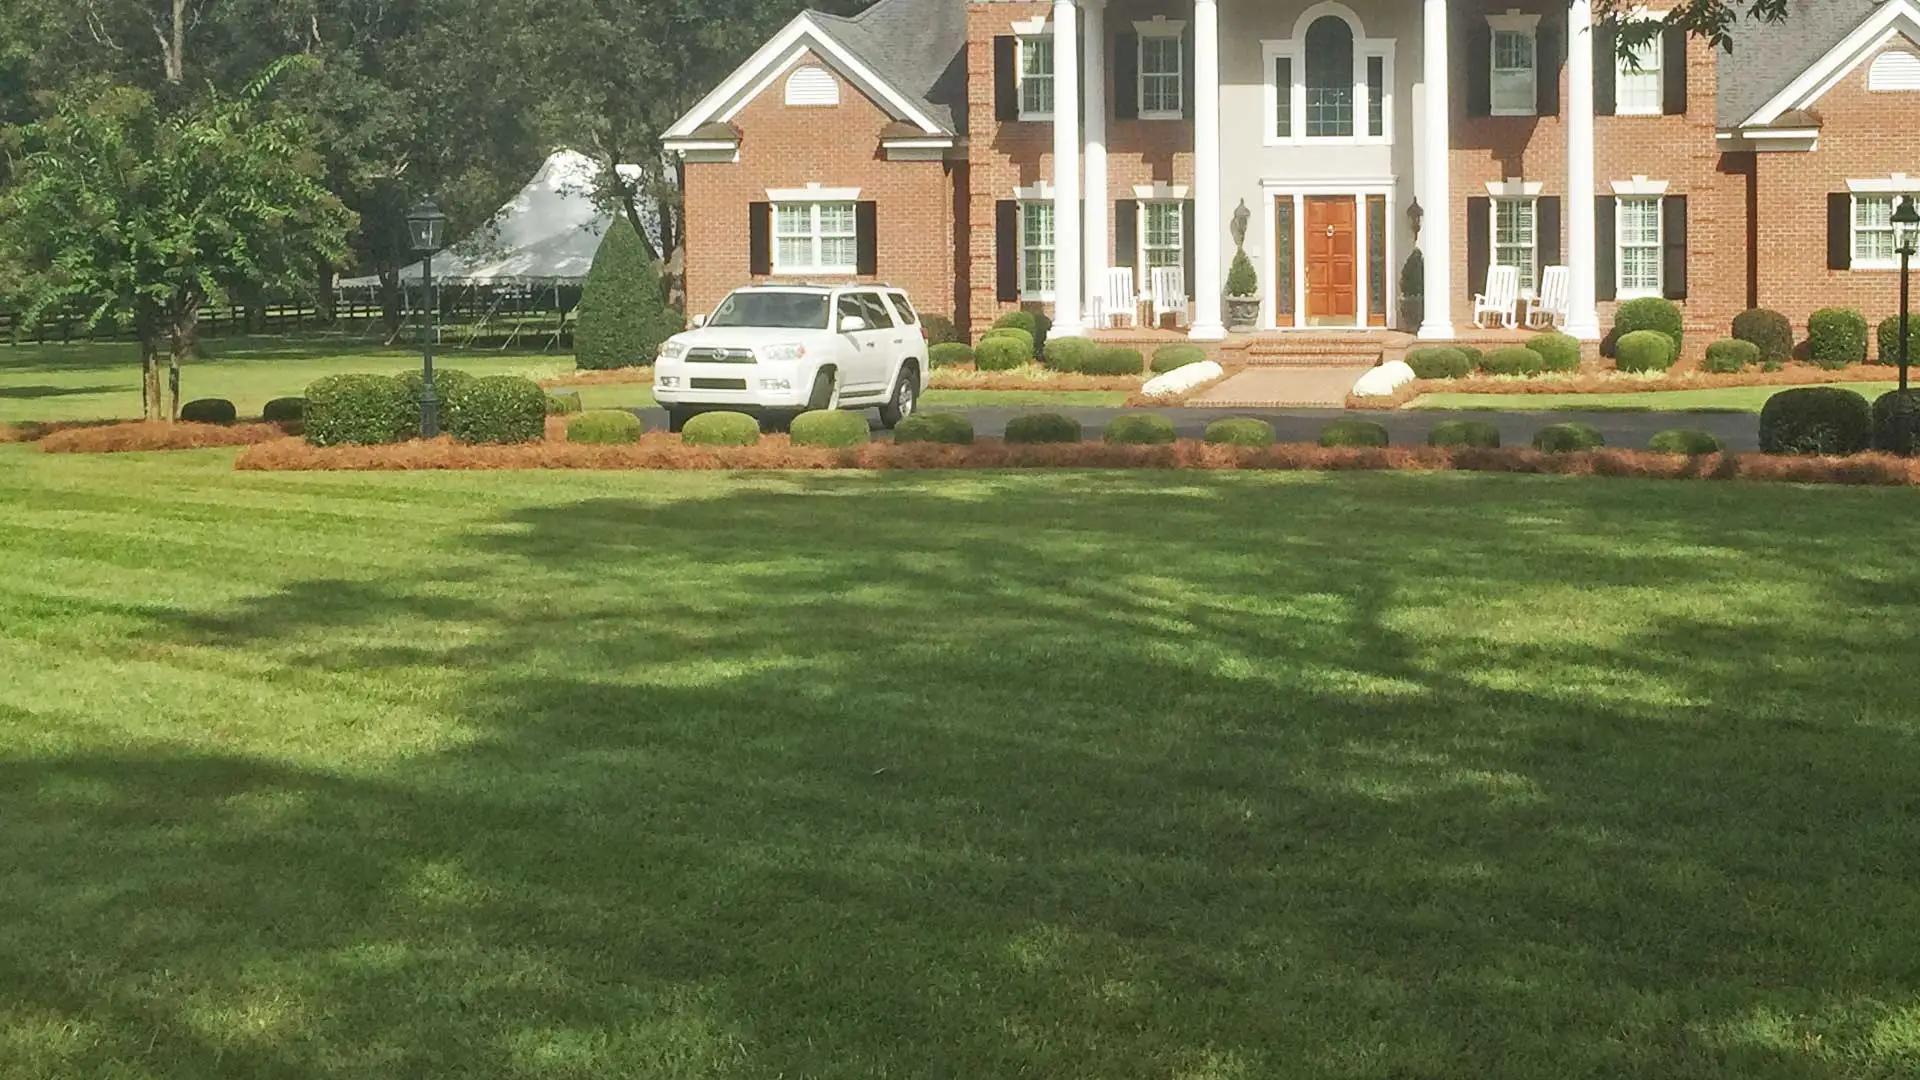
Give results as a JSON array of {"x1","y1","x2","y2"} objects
[{"x1": 1225, "y1": 295, "x2": 1262, "y2": 331}]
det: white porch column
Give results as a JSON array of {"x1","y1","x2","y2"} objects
[
  {"x1": 1418, "y1": 0, "x2": 1454, "y2": 338},
  {"x1": 1051, "y1": 0, "x2": 1085, "y2": 337},
  {"x1": 1189, "y1": 0, "x2": 1225, "y2": 339},
  {"x1": 1083, "y1": 0, "x2": 1109, "y2": 326},
  {"x1": 1564, "y1": 0, "x2": 1602, "y2": 340}
]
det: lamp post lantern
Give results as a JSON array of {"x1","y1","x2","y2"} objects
[
  {"x1": 407, "y1": 199, "x2": 449, "y2": 437},
  {"x1": 1895, "y1": 195, "x2": 1920, "y2": 393}
]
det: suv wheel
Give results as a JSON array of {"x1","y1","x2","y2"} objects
[
  {"x1": 667, "y1": 407, "x2": 692, "y2": 434},
  {"x1": 805, "y1": 368, "x2": 837, "y2": 412},
  {"x1": 879, "y1": 365, "x2": 918, "y2": 429}
]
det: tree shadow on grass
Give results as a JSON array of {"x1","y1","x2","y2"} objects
[{"x1": 0, "y1": 383, "x2": 131, "y2": 400}]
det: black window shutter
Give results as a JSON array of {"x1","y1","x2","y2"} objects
[
  {"x1": 1537, "y1": 13, "x2": 1562, "y2": 116},
  {"x1": 1114, "y1": 32, "x2": 1139, "y2": 120},
  {"x1": 1828, "y1": 193, "x2": 1852, "y2": 271},
  {"x1": 1466, "y1": 23, "x2": 1492, "y2": 117},
  {"x1": 855, "y1": 201, "x2": 878, "y2": 276},
  {"x1": 1114, "y1": 200, "x2": 1137, "y2": 270},
  {"x1": 1538, "y1": 197, "x2": 1563, "y2": 267},
  {"x1": 1467, "y1": 197, "x2": 1491, "y2": 306},
  {"x1": 1182, "y1": 199, "x2": 1196, "y2": 298},
  {"x1": 748, "y1": 202, "x2": 772, "y2": 276},
  {"x1": 994, "y1": 37, "x2": 1018, "y2": 122},
  {"x1": 1661, "y1": 195, "x2": 1688, "y2": 300},
  {"x1": 1181, "y1": 30, "x2": 1196, "y2": 120},
  {"x1": 1662, "y1": 26, "x2": 1687, "y2": 115},
  {"x1": 1595, "y1": 22, "x2": 1618, "y2": 116},
  {"x1": 996, "y1": 200, "x2": 1019, "y2": 301},
  {"x1": 1596, "y1": 196, "x2": 1617, "y2": 302}
]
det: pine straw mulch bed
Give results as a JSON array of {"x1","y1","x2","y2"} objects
[
  {"x1": 1404, "y1": 363, "x2": 1902, "y2": 397},
  {"x1": 228, "y1": 432, "x2": 1920, "y2": 488},
  {"x1": 32, "y1": 422, "x2": 294, "y2": 453}
]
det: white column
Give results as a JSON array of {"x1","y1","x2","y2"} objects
[
  {"x1": 1189, "y1": 0, "x2": 1224, "y2": 339},
  {"x1": 1051, "y1": 0, "x2": 1085, "y2": 337},
  {"x1": 1564, "y1": 0, "x2": 1602, "y2": 340},
  {"x1": 1083, "y1": 0, "x2": 1108, "y2": 327},
  {"x1": 1418, "y1": 0, "x2": 1454, "y2": 338}
]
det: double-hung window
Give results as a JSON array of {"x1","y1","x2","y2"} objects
[
  {"x1": 1493, "y1": 198, "x2": 1538, "y2": 292},
  {"x1": 1141, "y1": 202, "x2": 1184, "y2": 271},
  {"x1": 1020, "y1": 202, "x2": 1055, "y2": 299},
  {"x1": 1853, "y1": 194, "x2": 1899, "y2": 268},
  {"x1": 1616, "y1": 196, "x2": 1662, "y2": 297},
  {"x1": 1018, "y1": 37, "x2": 1054, "y2": 120},
  {"x1": 1615, "y1": 33, "x2": 1663, "y2": 115},
  {"x1": 774, "y1": 201, "x2": 857, "y2": 274},
  {"x1": 1139, "y1": 32, "x2": 1183, "y2": 118},
  {"x1": 1491, "y1": 26, "x2": 1538, "y2": 115}
]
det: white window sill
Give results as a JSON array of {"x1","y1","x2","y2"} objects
[
  {"x1": 1617, "y1": 287, "x2": 1664, "y2": 301},
  {"x1": 1614, "y1": 105, "x2": 1663, "y2": 117},
  {"x1": 1019, "y1": 292, "x2": 1056, "y2": 302},
  {"x1": 1491, "y1": 106, "x2": 1540, "y2": 117},
  {"x1": 773, "y1": 266, "x2": 859, "y2": 276},
  {"x1": 1137, "y1": 110, "x2": 1184, "y2": 121},
  {"x1": 1849, "y1": 259, "x2": 1903, "y2": 271},
  {"x1": 1018, "y1": 111, "x2": 1055, "y2": 123}
]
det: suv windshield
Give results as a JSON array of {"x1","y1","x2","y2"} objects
[{"x1": 707, "y1": 291, "x2": 830, "y2": 329}]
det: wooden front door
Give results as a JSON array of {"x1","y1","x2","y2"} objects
[{"x1": 1304, "y1": 196, "x2": 1357, "y2": 324}]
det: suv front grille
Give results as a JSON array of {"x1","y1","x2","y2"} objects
[
  {"x1": 689, "y1": 377, "x2": 747, "y2": 390},
  {"x1": 685, "y1": 347, "x2": 756, "y2": 364}
]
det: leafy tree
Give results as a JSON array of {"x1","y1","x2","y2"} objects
[
  {"x1": 574, "y1": 217, "x2": 680, "y2": 371},
  {"x1": 1594, "y1": 0, "x2": 1787, "y2": 52}
]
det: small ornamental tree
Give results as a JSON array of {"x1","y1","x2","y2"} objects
[{"x1": 575, "y1": 217, "x2": 680, "y2": 370}]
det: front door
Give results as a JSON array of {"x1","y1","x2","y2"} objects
[{"x1": 1303, "y1": 196, "x2": 1357, "y2": 325}]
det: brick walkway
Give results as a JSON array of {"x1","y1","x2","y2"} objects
[{"x1": 1185, "y1": 367, "x2": 1367, "y2": 408}]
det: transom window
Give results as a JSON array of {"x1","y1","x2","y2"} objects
[
  {"x1": 1854, "y1": 194, "x2": 1900, "y2": 268},
  {"x1": 1140, "y1": 33, "x2": 1183, "y2": 118},
  {"x1": 1018, "y1": 37, "x2": 1054, "y2": 120},
  {"x1": 1142, "y1": 202, "x2": 1184, "y2": 270},
  {"x1": 1615, "y1": 33, "x2": 1662, "y2": 115},
  {"x1": 1303, "y1": 16, "x2": 1354, "y2": 137},
  {"x1": 1020, "y1": 201, "x2": 1055, "y2": 299},
  {"x1": 1616, "y1": 196, "x2": 1662, "y2": 297},
  {"x1": 1493, "y1": 197, "x2": 1538, "y2": 292},
  {"x1": 1491, "y1": 27, "x2": 1537, "y2": 115},
  {"x1": 774, "y1": 201, "x2": 856, "y2": 273}
]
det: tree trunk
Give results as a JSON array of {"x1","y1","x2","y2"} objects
[
  {"x1": 166, "y1": 296, "x2": 202, "y2": 422},
  {"x1": 316, "y1": 266, "x2": 337, "y2": 325},
  {"x1": 140, "y1": 337, "x2": 164, "y2": 421},
  {"x1": 379, "y1": 266, "x2": 404, "y2": 344}
]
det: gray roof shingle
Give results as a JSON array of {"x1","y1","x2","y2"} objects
[
  {"x1": 1718, "y1": 0, "x2": 1882, "y2": 126},
  {"x1": 812, "y1": 0, "x2": 967, "y2": 133}
]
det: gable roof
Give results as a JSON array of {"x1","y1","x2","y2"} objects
[{"x1": 1720, "y1": 0, "x2": 1915, "y2": 127}]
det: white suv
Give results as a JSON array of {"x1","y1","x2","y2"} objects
[{"x1": 654, "y1": 284, "x2": 928, "y2": 431}]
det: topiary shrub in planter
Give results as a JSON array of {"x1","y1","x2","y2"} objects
[
  {"x1": 894, "y1": 412, "x2": 975, "y2": 444},
  {"x1": 179, "y1": 398, "x2": 237, "y2": 424},
  {"x1": 1319, "y1": 419, "x2": 1390, "y2": 448},
  {"x1": 1405, "y1": 346, "x2": 1471, "y2": 380},
  {"x1": 681, "y1": 410, "x2": 762, "y2": 446},
  {"x1": 929, "y1": 342, "x2": 974, "y2": 368},
  {"x1": 1614, "y1": 329, "x2": 1677, "y2": 372},
  {"x1": 1532, "y1": 423, "x2": 1605, "y2": 453},
  {"x1": 1081, "y1": 346, "x2": 1145, "y2": 376},
  {"x1": 1871, "y1": 389, "x2": 1920, "y2": 455},
  {"x1": 262, "y1": 396, "x2": 305, "y2": 423},
  {"x1": 1648, "y1": 429, "x2": 1725, "y2": 455},
  {"x1": 1758, "y1": 386, "x2": 1872, "y2": 455},
  {"x1": 1732, "y1": 308, "x2": 1793, "y2": 368},
  {"x1": 1480, "y1": 346, "x2": 1544, "y2": 376},
  {"x1": 444, "y1": 375, "x2": 547, "y2": 445},
  {"x1": 790, "y1": 409, "x2": 871, "y2": 448},
  {"x1": 1807, "y1": 307, "x2": 1868, "y2": 369},
  {"x1": 980, "y1": 326, "x2": 1035, "y2": 362},
  {"x1": 1103, "y1": 413, "x2": 1177, "y2": 445},
  {"x1": 1151, "y1": 344, "x2": 1207, "y2": 373},
  {"x1": 1204, "y1": 417, "x2": 1275, "y2": 447},
  {"x1": 1702, "y1": 338, "x2": 1759, "y2": 374},
  {"x1": 1875, "y1": 315, "x2": 1920, "y2": 366},
  {"x1": 1042, "y1": 336, "x2": 1098, "y2": 373},
  {"x1": 973, "y1": 336, "x2": 1027, "y2": 371},
  {"x1": 1612, "y1": 296, "x2": 1683, "y2": 356},
  {"x1": 575, "y1": 217, "x2": 679, "y2": 370},
  {"x1": 304, "y1": 373, "x2": 412, "y2": 446},
  {"x1": 919, "y1": 314, "x2": 963, "y2": 346},
  {"x1": 1427, "y1": 420, "x2": 1501, "y2": 448},
  {"x1": 566, "y1": 409, "x2": 644, "y2": 445},
  {"x1": 1527, "y1": 331, "x2": 1582, "y2": 373},
  {"x1": 545, "y1": 391, "x2": 583, "y2": 415},
  {"x1": 1004, "y1": 411, "x2": 1082, "y2": 444}
]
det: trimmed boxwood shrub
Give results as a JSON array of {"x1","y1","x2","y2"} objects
[
  {"x1": 1612, "y1": 296, "x2": 1683, "y2": 355},
  {"x1": 790, "y1": 409, "x2": 871, "y2": 448},
  {"x1": 1004, "y1": 411, "x2": 1082, "y2": 444},
  {"x1": 1807, "y1": 307, "x2": 1868, "y2": 369},
  {"x1": 1648, "y1": 429, "x2": 1725, "y2": 455},
  {"x1": 1702, "y1": 337, "x2": 1759, "y2": 374},
  {"x1": 681, "y1": 410, "x2": 762, "y2": 446},
  {"x1": 545, "y1": 391, "x2": 584, "y2": 415},
  {"x1": 303, "y1": 374, "x2": 412, "y2": 446},
  {"x1": 1532, "y1": 423, "x2": 1605, "y2": 453},
  {"x1": 1405, "y1": 346, "x2": 1471, "y2": 379},
  {"x1": 1527, "y1": 331, "x2": 1582, "y2": 373},
  {"x1": 1151, "y1": 344, "x2": 1207, "y2": 373},
  {"x1": 1319, "y1": 419, "x2": 1389, "y2": 448},
  {"x1": 993, "y1": 310, "x2": 1038, "y2": 336},
  {"x1": 1102, "y1": 413, "x2": 1176, "y2": 445},
  {"x1": 1456, "y1": 345, "x2": 1485, "y2": 372},
  {"x1": 1204, "y1": 417, "x2": 1276, "y2": 447},
  {"x1": 1082, "y1": 346, "x2": 1145, "y2": 376},
  {"x1": 396, "y1": 369, "x2": 476, "y2": 424},
  {"x1": 262, "y1": 396, "x2": 305, "y2": 423},
  {"x1": 179, "y1": 398, "x2": 236, "y2": 425},
  {"x1": 1480, "y1": 346, "x2": 1544, "y2": 376},
  {"x1": 1758, "y1": 386, "x2": 1872, "y2": 455},
  {"x1": 973, "y1": 335, "x2": 1027, "y2": 371},
  {"x1": 1871, "y1": 389, "x2": 1920, "y2": 455},
  {"x1": 575, "y1": 217, "x2": 679, "y2": 370},
  {"x1": 1732, "y1": 308, "x2": 1793, "y2": 368},
  {"x1": 919, "y1": 314, "x2": 963, "y2": 346},
  {"x1": 1042, "y1": 336, "x2": 1098, "y2": 373},
  {"x1": 981, "y1": 326, "x2": 1035, "y2": 362},
  {"x1": 1875, "y1": 315, "x2": 1920, "y2": 366},
  {"x1": 929, "y1": 342, "x2": 974, "y2": 368},
  {"x1": 444, "y1": 375, "x2": 547, "y2": 445},
  {"x1": 1427, "y1": 420, "x2": 1501, "y2": 448},
  {"x1": 566, "y1": 409, "x2": 644, "y2": 445},
  {"x1": 1614, "y1": 329, "x2": 1677, "y2": 372},
  {"x1": 893, "y1": 412, "x2": 975, "y2": 444}
]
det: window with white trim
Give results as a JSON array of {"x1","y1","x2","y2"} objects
[
  {"x1": 1491, "y1": 27, "x2": 1537, "y2": 115},
  {"x1": 1139, "y1": 31, "x2": 1184, "y2": 118},
  {"x1": 1616, "y1": 196, "x2": 1662, "y2": 297},
  {"x1": 1854, "y1": 194, "x2": 1899, "y2": 268},
  {"x1": 1615, "y1": 33, "x2": 1662, "y2": 115},
  {"x1": 1263, "y1": 22, "x2": 1392, "y2": 147},
  {"x1": 1141, "y1": 202, "x2": 1184, "y2": 270},
  {"x1": 1020, "y1": 201, "x2": 1055, "y2": 298},
  {"x1": 1493, "y1": 197, "x2": 1538, "y2": 292},
  {"x1": 1018, "y1": 37, "x2": 1054, "y2": 120},
  {"x1": 773, "y1": 201, "x2": 857, "y2": 274}
]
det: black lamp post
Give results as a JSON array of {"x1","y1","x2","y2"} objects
[
  {"x1": 407, "y1": 198, "x2": 449, "y2": 436},
  {"x1": 1895, "y1": 195, "x2": 1920, "y2": 393}
]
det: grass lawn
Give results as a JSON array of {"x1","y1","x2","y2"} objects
[
  {"x1": 1412, "y1": 381, "x2": 1899, "y2": 413},
  {"x1": 4, "y1": 447, "x2": 1920, "y2": 1077}
]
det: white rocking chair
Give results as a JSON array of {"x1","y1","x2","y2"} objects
[
  {"x1": 1472, "y1": 264, "x2": 1521, "y2": 330},
  {"x1": 1525, "y1": 265, "x2": 1571, "y2": 330},
  {"x1": 1101, "y1": 266, "x2": 1139, "y2": 328},
  {"x1": 1150, "y1": 266, "x2": 1188, "y2": 329}
]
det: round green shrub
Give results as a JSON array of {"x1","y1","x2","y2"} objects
[
  {"x1": 1807, "y1": 307, "x2": 1868, "y2": 369},
  {"x1": 1405, "y1": 346, "x2": 1471, "y2": 380},
  {"x1": 1203, "y1": 417, "x2": 1275, "y2": 447},
  {"x1": 1647, "y1": 429, "x2": 1725, "y2": 455},
  {"x1": 1480, "y1": 346, "x2": 1545, "y2": 377},
  {"x1": 973, "y1": 336, "x2": 1027, "y2": 371},
  {"x1": 929, "y1": 342, "x2": 974, "y2": 368},
  {"x1": 303, "y1": 373, "x2": 413, "y2": 446},
  {"x1": 396, "y1": 369, "x2": 476, "y2": 432},
  {"x1": 443, "y1": 375, "x2": 547, "y2": 445},
  {"x1": 789, "y1": 409, "x2": 871, "y2": 448},
  {"x1": 1456, "y1": 345, "x2": 1485, "y2": 372},
  {"x1": 179, "y1": 398, "x2": 236, "y2": 425},
  {"x1": 993, "y1": 310, "x2": 1038, "y2": 336},
  {"x1": 1614, "y1": 329, "x2": 1677, "y2": 373},
  {"x1": 1732, "y1": 308, "x2": 1793, "y2": 368},
  {"x1": 1758, "y1": 386, "x2": 1872, "y2": 455},
  {"x1": 1532, "y1": 423, "x2": 1605, "y2": 453},
  {"x1": 1102, "y1": 413, "x2": 1177, "y2": 445},
  {"x1": 681, "y1": 411, "x2": 762, "y2": 446},
  {"x1": 1875, "y1": 315, "x2": 1920, "y2": 366},
  {"x1": 1701, "y1": 338, "x2": 1759, "y2": 374},
  {"x1": 980, "y1": 326, "x2": 1035, "y2": 362},
  {"x1": 545, "y1": 391, "x2": 584, "y2": 415},
  {"x1": 262, "y1": 396, "x2": 305, "y2": 423},
  {"x1": 1427, "y1": 420, "x2": 1501, "y2": 448},
  {"x1": 1871, "y1": 389, "x2": 1920, "y2": 455},
  {"x1": 1151, "y1": 344, "x2": 1207, "y2": 374},
  {"x1": 893, "y1": 412, "x2": 975, "y2": 445},
  {"x1": 1081, "y1": 346, "x2": 1145, "y2": 376},
  {"x1": 1612, "y1": 296, "x2": 1683, "y2": 355},
  {"x1": 1004, "y1": 411, "x2": 1082, "y2": 444},
  {"x1": 1527, "y1": 332, "x2": 1582, "y2": 373},
  {"x1": 1318, "y1": 419, "x2": 1390, "y2": 448},
  {"x1": 575, "y1": 217, "x2": 679, "y2": 370},
  {"x1": 1042, "y1": 336, "x2": 1098, "y2": 373},
  {"x1": 566, "y1": 409, "x2": 644, "y2": 445},
  {"x1": 919, "y1": 314, "x2": 963, "y2": 346}
]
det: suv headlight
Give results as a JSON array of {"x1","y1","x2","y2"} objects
[
  {"x1": 658, "y1": 341, "x2": 688, "y2": 363},
  {"x1": 757, "y1": 343, "x2": 806, "y2": 363}
]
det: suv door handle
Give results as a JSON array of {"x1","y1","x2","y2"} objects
[{"x1": 892, "y1": 338, "x2": 903, "y2": 344}]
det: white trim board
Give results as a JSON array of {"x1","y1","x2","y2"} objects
[
  {"x1": 766, "y1": 184, "x2": 862, "y2": 202},
  {"x1": 1743, "y1": 0, "x2": 1920, "y2": 126}
]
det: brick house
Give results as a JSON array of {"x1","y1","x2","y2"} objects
[{"x1": 665, "y1": 0, "x2": 1920, "y2": 349}]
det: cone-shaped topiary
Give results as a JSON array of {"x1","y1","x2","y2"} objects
[
  {"x1": 575, "y1": 217, "x2": 680, "y2": 370},
  {"x1": 1427, "y1": 420, "x2": 1501, "y2": 448},
  {"x1": 1227, "y1": 249, "x2": 1257, "y2": 297}
]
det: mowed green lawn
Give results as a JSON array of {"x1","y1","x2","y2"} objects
[
  {"x1": 1413, "y1": 381, "x2": 1900, "y2": 412},
  {"x1": 4, "y1": 447, "x2": 1920, "y2": 1078}
]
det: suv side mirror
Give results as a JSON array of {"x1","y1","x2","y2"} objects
[
  {"x1": 839, "y1": 316, "x2": 867, "y2": 332},
  {"x1": 690, "y1": 313, "x2": 707, "y2": 329}
]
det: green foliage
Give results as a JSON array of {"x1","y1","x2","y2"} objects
[
  {"x1": 545, "y1": 391, "x2": 584, "y2": 415},
  {"x1": 893, "y1": 412, "x2": 975, "y2": 445},
  {"x1": 1032, "y1": 312, "x2": 1053, "y2": 352},
  {"x1": 1042, "y1": 336, "x2": 1098, "y2": 373},
  {"x1": 1875, "y1": 316, "x2": 1920, "y2": 366},
  {"x1": 1759, "y1": 387, "x2": 1872, "y2": 455},
  {"x1": 1614, "y1": 330, "x2": 1677, "y2": 373},
  {"x1": 566, "y1": 410, "x2": 644, "y2": 445},
  {"x1": 1151, "y1": 344, "x2": 1207, "y2": 374},
  {"x1": 261, "y1": 397, "x2": 305, "y2": 423},
  {"x1": 1456, "y1": 345, "x2": 1485, "y2": 372},
  {"x1": 1648, "y1": 429, "x2": 1725, "y2": 455},
  {"x1": 1004, "y1": 412, "x2": 1082, "y2": 444},
  {"x1": 1318, "y1": 420, "x2": 1390, "y2": 448},
  {"x1": 443, "y1": 375, "x2": 546, "y2": 445},
  {"x1": 981, "y1": 326, "x2": 1035, "y2": 362},
  {"x1": 1203, "y1": 418, "x2": 1276, "y2": 448},
  {"x1": 680, "y1": 411, "x2": 761, "y2": 446},
  {"x1": 1532, "y1": 423, "x2": 1606, "y2": 453},
  {"x1": 1226, "y1": 250, "x2": 1257, "y2": 297},
  {"x1": 992, "y1": 311, "x2": 1037, "y2": 336},
  {"x1": 1399, "y1": 248, "x2": 1423, "y2": 296},
  {"x1": 1480, "y1": 347, "x2": 1544, "y2": 377},
  {"x1": 1702, "y1": 338, "x2": 1759, "y2": 374},
  {"x1": 1102, "y1": 413, "x2": 1177, "y2": 445},
  {"x1": 929, "y1": 342, "x2": 974, "y2": 368},
  {"x1": 1405, "y1": 347, "x2": 1471, "y2": 380},
  {"x1": 396, "y1": 369, "x2": 476, "y2": 430},
  {"x1": 1872, "y1": 390, "x2": 1920, "y2": 455},
  {"x1": 303, "y1": 374, "x2": 412, "y2": 447},
  {"x1": 179, "y1": 398, "x2": 236, "y2": 425},
  {"x1": 1427, "y1": 420, "x2": 1501, "y2": 449},
  {"x1": 789, "y1": 409, "x2": 871, "y2": 448},
  {"x1": 1732, "y1": 308, "x2": 1794, "y2": 368},
  {"x1": 574, "y1": 218, "x2": 679, "y2": 370},
  {"x1": 919, "y1": 314, "x2": 963, "y2": 346},
  {"x1": 1807, "y1": 307, "x2": 1868, "y2": 369},
  {"x1": 1527, "y1": 332, "x2": 1582, "y2": 373},
  {"x1": 972, "y1": 336, "x2": 1028, "y2": 372},
  {"x1": 1081, "y1": 346, "x2": 1145, "y2": 376},
  {"x1": 1612, "y1": 297, "x2": 1684, "y2": 355}
]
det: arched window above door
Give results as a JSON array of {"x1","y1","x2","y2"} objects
[
  {"x1": 1304, "y1": 16, "x2": 1354, "y2": 137},
  {"x1": 1262, "y1": 4, "x2": 1394, "y2": 147}
]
